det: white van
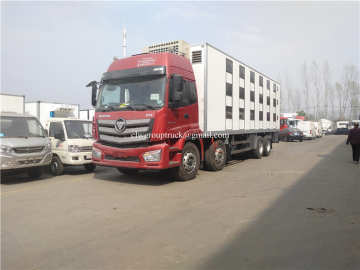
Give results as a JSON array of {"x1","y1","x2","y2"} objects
[
  {"x1": 44, "y1": 117, "x2": 95, "y2": 175},
  {"x1": 313, "y1": 122, "x2": 323, "y2": 138},
  {"x1": 297, "y1": 121, "x2": 316, "y2": 140}
]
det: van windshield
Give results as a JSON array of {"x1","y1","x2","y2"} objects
[
  {"x1": 64, "y1": 121, "x2": 93, "y2": 139},
  {"x1": 96, "y1": 75, "x2": 166, "y2": 111},
  {"x1": 0, "y1": 117, "x2": 46, "y2": 137}
]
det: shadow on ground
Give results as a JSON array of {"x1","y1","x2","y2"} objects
[{"x1": 200, "y1": 140, "x2": 359, "y2": 269}]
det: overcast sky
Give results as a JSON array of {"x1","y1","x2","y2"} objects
[{"x1": 1, "y1": 1, "x2": 359, "y2": 110}]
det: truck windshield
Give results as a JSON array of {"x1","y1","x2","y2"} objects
[
  {"x1": 64, "y1": 121, "x2": 93, "y2": 139},
  {"x1": 0, "y1": 117, "x2": 46, "y2": 137},
  {"x1": 96, "y1": 75, "x2": 166, "y2": 110}
]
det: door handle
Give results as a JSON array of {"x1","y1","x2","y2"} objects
[{"x1": 184, "y1": 113, "x2": 189, "y2": 119}]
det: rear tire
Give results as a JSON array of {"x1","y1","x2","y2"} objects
[
  {"x1": 50, "y1": 156, "x2": 64, "y2": 176},
  {"x1": 84, "y1": 163, "x2": 96, "y2": 171},
  {"x1": 28, "y1": 166, "x2": 44, "y2": 179},
  {"x1": 263, "y1": 135, "x2": 271, "y2": 157},
  {"x1": 252, "y1": 136, "x2": 264, "y2": 159},
  {"x1": 171, "y1": 142, "x2": 200, "y2": 181},
  {"x1": 117, "y1": 168, "x2": 139, "y2": 175},
  {"x1": 204, "y1": 140, "x2": 226, "y2": 171}
]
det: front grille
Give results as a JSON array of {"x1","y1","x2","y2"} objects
[
  {"x1": 100, "y1": 141, "x2": 149, "y2": 149},
  {"x1": 105, "y1": 156, "x2": 140, "y2": 162},
  {"x1": 81, "y1": 146, "x2": 92, "y2": 152},
  {"x1": 98, "y1": 118, "x2": 154, "y2": 146},
  {"x1": 19, "y1": 159, "x2": 42, "y2": 165},
  {"x1": 14, "y1": 146, "x2": 43, "y2": 154}
]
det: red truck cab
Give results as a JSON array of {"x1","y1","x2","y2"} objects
[
  {"x1": 88, "y1": 53, "x2": 203, "y2": 180},
  {"x1": 280, "y1": 117, "x2": 290, "y2": 131}
]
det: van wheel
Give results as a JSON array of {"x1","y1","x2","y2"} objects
[
  {"x1": 117, "y1": 168, "x2": 139, "y2": 175},
  {"x1": 28, "y1": 166, "x2": 44, "y2": 179},
  {"x1": 84, "y1": 163, "x2": 96, "y2": 171},
  {"x1": 263, "y1": 135, "x2": 271, "y2": 157},
  {"x1": 252, "y1": 136, "x2": 264, "y2": 159},
  {"x1": 171, "y1": 142, "x2": 200, "y2": 181},
  {"x1": 205, "y1": 140, "x2": 226, "y2": 171},
  {"x1": 50, "y1": 156, "x2": 64, "y2": 175}
]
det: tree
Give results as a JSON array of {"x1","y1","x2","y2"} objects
[
  {"x1": 297, "y1": 110, "x2": 308, "y2": 120},
  {"x1": 311, "y1": 61, "x2": 322, "y2": 121},
  {"x1": 292, "y1": 88, "x2": 302, "y2": 113},
  {"x1": 322, "y1": 61, "x2": 332, "y2": 119},
  {"x1": 300, "y1": 63, "x2": 311, "y2": 115},
  {"x1": 336, "y1": 64, "x2": 359, "y2": 119},
  {"x1": 284, "y1": 71, "x2": 293, "y2": 113}
]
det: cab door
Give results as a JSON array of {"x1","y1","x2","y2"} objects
[
  {"x1": 167, "y1": 80, "x2": 190, "y2": 136},
  {"x1": 48, "y1": 121, "x2": 67, "y2": 159}
]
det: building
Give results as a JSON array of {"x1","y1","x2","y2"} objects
[{"x1": 142, "y1": 39, "x2": 190, "y2": 59}]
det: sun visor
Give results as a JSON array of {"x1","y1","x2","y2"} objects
[{"x1": 101, "y1": 65, "x2": 166, "y2": 82}]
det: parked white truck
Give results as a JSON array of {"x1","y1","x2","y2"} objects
[
  {"x1": 1, "y1": 93, "x2": 25, "y2": 113},
  {"x1": 25, "y1": 101, "x2": 95, "y2": 175},
  {"x1": 79, "y1": 109, "x2": 95, "y2": 120}
]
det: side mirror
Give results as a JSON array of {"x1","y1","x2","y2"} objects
[
  {"x1": 86, "y1": 81, "x2": 98, "y2": 107},
  {"x1": 54, "y1": 131, "x2": 64, "y2": 141},
  {"x1": 169, "y1": 74, "x2": 184, "y2": 102}
]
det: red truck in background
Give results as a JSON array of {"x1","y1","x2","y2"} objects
[
  {"x1": 87, "y1": 43, "x2": 280, "y2": 181},
  {"x1": 280, "y1": 117, "x2": 290, "y2": 131}
]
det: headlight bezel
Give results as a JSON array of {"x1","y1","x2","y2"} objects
[
  {"x1": 44, "y1": 143, "x2": 51, "y2": 151},
  {"x1": 0, "y1": 145, "x2": 14, "y2": 154},
  {"x1": 92, "y1": 147, "x2": 102, "y2": 159},
  {"x1": 68, "y1": 145, "x2": 82, "y2": 153},
  {"x1": 143, "y1": 149, "x2": 162, "y2": 162}
]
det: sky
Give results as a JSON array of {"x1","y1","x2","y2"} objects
[{"x1": 1, "y1": 1, "x2": 359, "y2": 111}]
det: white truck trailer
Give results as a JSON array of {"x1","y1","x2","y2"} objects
[
  {"x1": 25, "y1": 101, "x2": 95, "y2": 175},
  {"x1": 89, "y1": 42, "x2": 280, "y2": 181},
  {"x1": 79, "y1": 109, "x2": 95, "y2": 120},
  {"x1": 0, "y1": 93, "x2": 25, "y2": 113}
]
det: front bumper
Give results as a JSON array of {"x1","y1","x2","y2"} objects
[
  {"x1": 92, "y1": 142, "x2": 181, "y2": 170},
  {"x1": 60, "y1": 151, "x2": 93, "y2": 165},
  {"x1": 0, "y1": 151, "x2": 53, "y2": 170},
  {"x1": 289, "y1": 135, "x2": 304, "y2": 141}
]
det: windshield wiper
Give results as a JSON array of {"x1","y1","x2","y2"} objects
[{"x1": 133, "y1": 104, "x2": 155, "y2": 109}]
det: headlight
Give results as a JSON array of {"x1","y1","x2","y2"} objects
[
  {"x1": 68, "y1": 145, "x2": 81, "y2": 152},
  {"x1": 0, "y1": 145, "x2": 14, "y2": 153},
  {"x1": 143, "y1": 149, "x2": 162, "y2": 162},
  {"x1": 92, "y1": 147, "x2": 102, "y2": 159},
  {"x1": 44, "y1": 143, "x2": 51, "y2": 150}
]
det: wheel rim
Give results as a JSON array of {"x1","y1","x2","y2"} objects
[
  {"x1": 183, "y1": 151, "x2": 196, "y2": 173},
  {"x1": 51, "y1": 161, "x2": 58, "y2": 173},
  {"x1": 266, "y1": 142, "x2": 271, "y2": 152},
  {"x1": 214, "y1": 147, "x2": 224, "y2": 165},
  {"x1": 259, "y1": 141, "x2": 263, "y2": 154}
]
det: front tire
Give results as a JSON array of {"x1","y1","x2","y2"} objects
[
  {"x1": 171, "y1": 142, "x2": 200, "y2": 181},
  {"x1": 204, "y1": 140, "x2": 226, "y2": 171},
  {"x1": 263, "y1": 135, "x2": 271, "y2": 157},
  {"x1": 28, "y1": 166, "x2": 44, "y2": 179},
  {"x1": 252, "y1": 136, "x2": 264, "y2": 159},
  {"x1": 50, "y1": 156, "x2": 64, "y2": 176},
  {"x1": 117, "y1": 168, "x2": 139, "y2": 175},
  {"x1": 84, "y1": 163, "x2": 96, "y2": 171}
]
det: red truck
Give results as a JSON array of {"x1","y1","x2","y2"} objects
[{"x1": 87, "y1": 43, "x2": 280, "y2": 181}]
